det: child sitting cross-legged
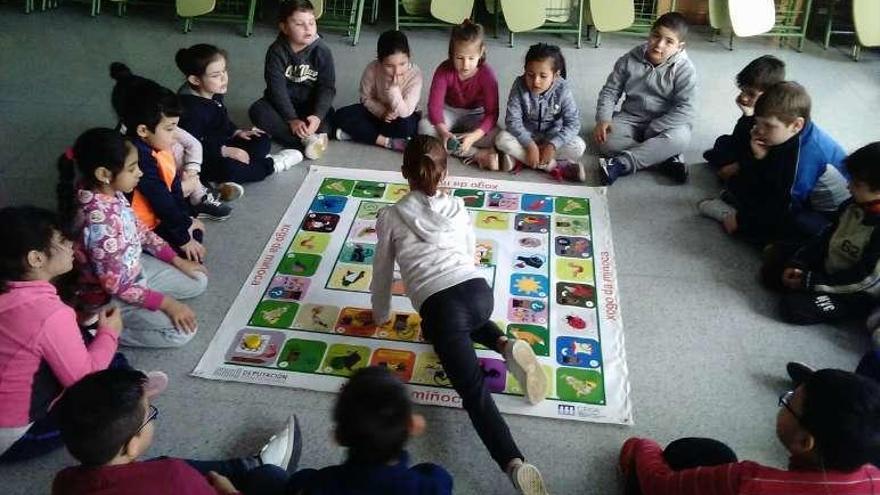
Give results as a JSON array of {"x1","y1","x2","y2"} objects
[
  {"x1": 620, "y1": 368, "x2": 880, "y2": 495},
  {"x1": 52, "y1": 368, "x2": 300, "y2": 495},
  {"x1": 699, "y1": 82, "x2": 849, "y2": 244},
  {"x1": 284, "y1": 366, "x2": 453, "y2": 494}
]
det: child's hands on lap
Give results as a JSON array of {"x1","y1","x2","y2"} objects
[
  {"x1": 172, "y1": 256, "x2": 208, "y2": 278},
  {"x1": 180, "y1": 239, "x2": 206, "y2": 264},
  {"x1": 289, "y1": 119, "x2": 310, "y2": 139},
  {"x1": 221, "y1": 146, "x2": 250, "y2": 165},
  {"x1": 98, "y1": 306, "x2": 123, "y2": 335},
  {"x1": 593, "y1": 122, "x2": 611, "y2": 144},
  {"x1": 782, "y1": 267, "x2": 804, "y2": 289},
  {"x1": 525, "y1": 142, "x2": 540, "y2": 168},
  {"x1": 234, "y1": 128, "x2": 265, "y2": 141},
  {"x1": 160, "y1": 297, "x2": 198, "y2": 333},
  {"x1": 538, "y1": 143, "x2": 556, "y2": 165},
  {"x1": 718, "y1": 162, "x2": 740, "y2": 181},
  {"x1": 305, "y1": 115, "x2": 321, "y2": 135},
  {"x1": 207, "y1": 472, "x2": 238, "y2": 495},
  {"x1": 383, "y1": 110, "x2": 399, "y2": 122},
  {"x1": 459, "y1": 129, "x2": 484, "y2": 155}
]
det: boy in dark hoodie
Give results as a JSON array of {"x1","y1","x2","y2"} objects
[
  {"x1": 698, "y1": 82, "x2": 848, "y2": 245},
  {"x1": 249, "y1": 0, "x2": 336, "y2": 160},
  {"x1": 593, "y1": 12, "x2": 697, "y2": 185}
]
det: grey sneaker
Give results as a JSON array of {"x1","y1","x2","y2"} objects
[
  {"x1": 303, "y1": 133, "x2": 328, "y2": 160},
  {"x1": 503, "y1": 339, "x2": 547, "y2": 404},
  {"x1": 508, "y1": 461, "x2": 549, "y2": 495},
  {"x1": 698, "y1": 198, "x2": 737, "y2": 223},
  {"x1": 194, "y1": 193, "x2": 232, "y2": 221}
]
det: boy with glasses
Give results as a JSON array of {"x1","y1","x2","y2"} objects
[
  {"x1": 52, "y1": 369, "x2": 299, "y2": 495},
  {"x1": 620, "y1": 368, "x2": 880, "y2": 495}
]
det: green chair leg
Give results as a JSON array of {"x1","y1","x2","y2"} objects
[
  {"x1": 246, "y1": 0, "x2": 257, "y2": 36},
  {"x1": 394, "y1": 0, "x2": 399, "y2": 30},
  {"x1": 351, "y1": 0, "x2": 365, "y2": 45}
]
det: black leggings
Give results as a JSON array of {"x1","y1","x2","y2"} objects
[{"x1": 419, "y1": 278, "x2": 523, "y2": 470}]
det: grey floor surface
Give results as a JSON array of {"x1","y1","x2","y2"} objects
[{"x1": 1, "y1": 4, "x2": 879, "y2": 494}]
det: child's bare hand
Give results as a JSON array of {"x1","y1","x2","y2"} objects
[
  {"x1": 180, "y1": 239, "x2": 206, "y2": 263},
  {"x1": 459, "y1": 130, "x2": 483, "y2": 155},
  {"x1": 593, "y1": 122, "x2": 611, "y2": 144},
  {"x1": 722, "y1": 214, "x2": 738, "y2": 234},
  {"x1": 305, "y1": 115, "x2": 321, "y2": 135},
  {"x1": 290, "y1": 119, "x2": 309, "y2": 139},
  {"x1": 235, "y1": 128, "x2": 265, "y2": 140},
  {"x1": 538, "y1": 143, "x2": 556, "y2": 165},
  {"x1": 98, "y1": 306, "x2": 123, "y2": 335},
  {"x1": 190, "y1": 218, "x2": 206, "y2": 233},
  {"x1": 525, "y1": 142, "x2": 540, "y2": 168},
  {"x1": 172, "y1": 256, "x2": 208, "y2": 279},
  {"x1": 782, "y1": 268, "x2": 804, "y2": 289},
  {"x1": 160, "y1": 297, "x2": 198, "y2": 333},
  {"x1": 749, "y1": 133, "x2": 769, "y2": 160},
  {"x1": 735, "y1": 95, "x2": 755, "y2": 117},
  {"x1": 221, "y1": 146, "x2": 250, "y2": 164},
  {"x1": 718, "y1": 162, "x2": 740, "y2": 181},
  {"x1": 207, "y1": 472, "x2": 238, "y2": 495},
  {"x1": 383, "y1": 110, "x2": 399, "y2": 122}
]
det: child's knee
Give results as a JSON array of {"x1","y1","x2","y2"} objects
[
  {"x1": 567, "y1": 136, "x2": 587, "y2": 158},
  {"x1": 494, "y1": 130, "x2": 518, "y2": 152}
]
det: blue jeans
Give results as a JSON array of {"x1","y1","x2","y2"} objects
[{"x1": 187, "y1": 459, "x2": 289, "y2": 495}]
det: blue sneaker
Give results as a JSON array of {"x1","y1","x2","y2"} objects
[{"x1": 598, "y1": 157, "x2": 628, "y2": 185}]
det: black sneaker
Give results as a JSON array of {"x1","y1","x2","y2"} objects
[
  {"x1": 598, "y1": 157, "x2": 627, "y2": 185},
  {"x1": 194, "y1": 193, "x2": 232, "y2": 221},
  {"x1": 656, "y1": 157, "x2": 689, "y2": 184},
  {"x1": 786, "y1": 361, "x2": 816, "y2": 386}
]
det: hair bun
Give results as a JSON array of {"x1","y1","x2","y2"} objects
[{"x1": 109, "y1": 62, "x2": 132, "y2": 81}]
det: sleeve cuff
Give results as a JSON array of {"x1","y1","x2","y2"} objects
[
  {"x1": 596, "y1": 110, "x2": 613, "y2": 124},
  {"x1": 156, "y1": 246, "x2": 177, "y2": 263},
  {"x1": 143, "y1": 290, "x2": 165, "y2": 311}
]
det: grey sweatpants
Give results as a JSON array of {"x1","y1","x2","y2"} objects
[
  {"x1": 495, "y1": 130, "x2": 586, "y2": 167},
  {"x1": 418, "y1": 105, "x2": 498, "y2": 159},
  {"x1": 115, "y1": 255, "x2": 208, "y2": 348},
  {"x1": 594, "y1": 115, "x2": 690, "y2": 171}
]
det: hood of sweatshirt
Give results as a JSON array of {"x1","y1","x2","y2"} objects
[
  {"x1": 393, "y1": 191, "x2": 471, "y2": 247},
  {"x1": 0, "y1": 280, "x2": 59, "y2": 314}
]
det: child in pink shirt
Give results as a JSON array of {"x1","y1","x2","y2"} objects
[
  {"x1": 419, "y1": 20, "x2": 501, "y2": 171},
  {"x1": 0, "y1": 206, "x2": 122, "y2": 462},
  {"x1": 334, "y1": 30, "x2": 422, "y2": 152}
]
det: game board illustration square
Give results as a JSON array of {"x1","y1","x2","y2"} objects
[
  {"x1": 290, "y1": 232, "x2": 330, "y2": 254},
  {"x1": 516, "y1": 235, "x2": 545, "y2": 250},
  {"x1": 375, "y1": 312, "x2": 422, "y2": 342},
  {"x1": 555, "y1": 236, "x2": 592, "y2": 258},
  {"x1": 339, "y1": 242, "x2": 375, "y2": 265},
  {"x1": 277, "y1": 338, "x2": 327, "y2": 372},
  {"x1": 479, "y1": 358, "x2": 508, "y2": 393},
  {"x1": 554, "y1": 215, "x2": 590, "y2": 236},
  {"x1": 514, "y1": 213, "x2": 549, "y2": 233},
  {"x1": 309, "y1": 195, "x2": 348, "y2": 214},
  {"x1": 277, "y1": 252, "x2": 321, "y2": 277},
  {"x1": 556, "y1": 309, "x2": 598, "y2": 336},
  {"x1": 556, "y1": 282, "x2": 597, "y2": 309},
  {"x1": 265, "y1": 275, "x2": 311, "y2": 302},
  {"x1": 356, "y1": 201, "x2": 387, "y2": 220},
  {"x1": 349, "y1": 219, "x2": 378, "y2": 243},
  {"x1": 521, "y1": 194, "x2": 554, "y2": 213},
  {"x1": 383, "y1": 184, "x2": 410, "y2": 202},
  {"x1": 506, "y1": 323, "x2": 550, "y2": 356},
  {"x1": 319, "y1": 178, "x2": 354, "y2": 196},
  {"x1": 486, "y1": 192, "x2": 520, "y2": 210},
  {"x1": 554, "y1": 196, "x2": 589, "y2": 216},
  {"x1": 512, "y1": 252, "x2": 547, "y2": 273},
  {"x1": 249, "y1": 300, "x2": 299, "y2": 328},
  {"x1": 508, "y1": 297, "x2": 548, "y2": 324},
  {"x1": 557, "y1": 337, "x2": 602, "y2": 368},
  {"x1": 412, "y1": 352, "x2": 452, "y2": 387},
  {"x1": 302, "y1": 212, "x2": 340, "y2": 233},
  {"x1": 510, "y1": 274, "x2": 549, "y2": 298},
  {"x1": 327, "y1": 264, "x2": 372, "y2": 292},
  {"x1": 321, "y1": 343, "x2": 371, "y2": 376},
  {"x1": 371, "y1": 348, "x2": 416, "y2": 382},
  {"x1": 225, "y1": 329, "x2": 286, "y2": 366},
  {"x1": 556, "y1": 368, "x2": 605, "y2": 404},
  {"x1": 475, "y1": 211, "x2": 510, "y2": 230},
  {"x1": 352, "y1": 181, "x2": 387, "y2": 199},
  {"x1": 294, "y1": 304, "x2": 340, "y2": 332},
  {"x1": 334, "y1": 307, "x2": 377, "y2": 337},
  {"x1": 556, "y1": 258, "x2": 594, "y2": 283},
  {"x1": 475, "y1": 239, "x2": 497, "y2": 267},
  {"x1": 454, "y1": 188, "x2": 485, "y2": 207}
]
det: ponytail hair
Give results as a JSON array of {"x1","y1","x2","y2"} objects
[
  {"x1": 0, "y1": 206, "x2": 65, "y2": 293},
  {"x1": 401, "y1": 135, "x2": 447, "y2": 196},
  {"x1": 525, "y1": 42, "x2": 567, "y2": 79},
  {"x1": 109, "y1": 62, "x2": 181, "y2": 137},
  {"x1": 56, "y1": 128, "x2": 130, "y2": 229},
  {"x1": 175, "y1": 44, "x2": 227, "y2": 81},
  {"x1": 448, "y1": 19, "x2": 486, "y2": 65}
]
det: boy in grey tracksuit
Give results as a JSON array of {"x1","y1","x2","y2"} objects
[{"x1": 593, "y1": 13, "x2": 696, "y2": 185}]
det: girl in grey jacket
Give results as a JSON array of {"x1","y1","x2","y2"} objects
[{"x1": 496, "y1": 43, "x2": 586, "y2": 182}]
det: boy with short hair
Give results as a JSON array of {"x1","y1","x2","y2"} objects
[
  {"x1": 704, "y1": 55, "x2": 786, "y2": 179},
  {"x1": 621, "y1": 368, "x2": 880, "y2": 495},
  {"x1": 286, "y1": 366, "x2": 453, "y2": 494},
  {"x1": 52, "y1": 368, "x2": 299, "y2": 495},
  {"x1": 249, "y1": 0, "x2": 336, "y2": 160},
  {"x1": 698, "y1": 82, "x2": 849, "y2": 244},
  {"x1": 594, "y1": 12, "x2": 697, "y2": 185}
]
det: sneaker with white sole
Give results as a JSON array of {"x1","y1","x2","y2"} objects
[
  {"x1": 194, "y1": 193, "x2": 232, "y2": 221},
  {"x1": 508, "y1": 461, "x2": 549, "y2": 495},
  {"x1": 503, "y1": 339, "x2": 547, "y2": 404},
  {"x1": 335, "y1": 128, "x2": 352, "y2": 141},
  {"x1": 500, "y1": 153, "x2": 516, "y2": 172},
  {"x1": 303, "y1": 133, "x2": 328, "y2": 160},
  {"x1": 143, "y1": 371, "x2": 169, "y2": 398},
  {"x1": 272, "y1": 149, "x2": 304, "y2": 172},
  {"x1": 258, "y1": 414, "x2": 301, "y2": 473},
  {"x1": 697, "y1": 198, "x2": 737, "y2": 223},
  {"x1": 216, "y1": 182, "x2": 244, "y2": 202},
  {"x1": 598, "y1": 157, "x2": 628, "y2": 185}
]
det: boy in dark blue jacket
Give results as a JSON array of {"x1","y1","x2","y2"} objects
[{"x1": 698, "y1": 81, "x2": 848, "y2": 244}]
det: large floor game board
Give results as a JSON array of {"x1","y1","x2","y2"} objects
[{"x1": 194, "y1": 166, "x2": 632, "y2": 424}]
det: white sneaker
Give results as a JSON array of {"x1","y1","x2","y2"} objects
[
  {"x1": 303, "y1": 133, "x2": 329, "y2": 160},
  {"x1": 258, "y1": 414, "x2": 301, "y2": 473},
  {"x1": 335, "y1": 128, "x2": 352, "y2": 141},
  {"x1": 508, "y1": 461, "x2": 549, "y2": 495},
  {"x1": 272, "y1": 149, "x2": 304, "y2": 172},
  {"x1": 143, "y1": 371, "x2": 168, "y2": 398},
  {"x1": 500, "y1": 153, "x2": 515, "y2": 172},
  {"x1": 503, "y1": 339, "x2": 547, "y2": 404},
  {"x1": 698, "y1": 198, "x2": 737, "y2": 223}
]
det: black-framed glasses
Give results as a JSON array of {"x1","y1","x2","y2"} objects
[
  {"x1": 778, "y1": 390, "x2": 802, "y2": 422},
  {"x1": 134, "y1": 405, "x2": 159, "y2": 436}
]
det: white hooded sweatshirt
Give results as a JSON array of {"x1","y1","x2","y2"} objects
[{"x1": 370, "y1": 190, "x2": 480, "y2": 324}]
